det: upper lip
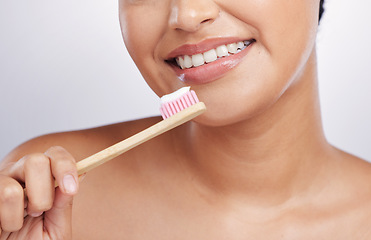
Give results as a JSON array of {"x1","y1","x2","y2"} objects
[{"x1": 165, "y1": 37, "x2": 254, "y2": 60}]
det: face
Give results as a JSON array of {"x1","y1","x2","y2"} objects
[{"x1": 119, "y1": 0, "x2": 320, "y2": 126}]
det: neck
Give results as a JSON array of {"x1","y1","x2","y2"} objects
[{"x1": 173, "y1": 50, "x2": 333, "y2": 206}]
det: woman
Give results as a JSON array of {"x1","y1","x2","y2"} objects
[{"x1": 1, "y1": 0, "x2": 370, "y2": 239}]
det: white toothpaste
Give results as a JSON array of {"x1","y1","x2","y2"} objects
[{"x1": 160, "y1": 87, "x2": 191, "y2": 104}]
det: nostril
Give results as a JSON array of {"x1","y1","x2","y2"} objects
[
  {"x1": 201, "y1": 18, "x2": 212, "y2": 24},
  {"x1": 168, "y1": 2, "x2": 220, "y2": 32}
]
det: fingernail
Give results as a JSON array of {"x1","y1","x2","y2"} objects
[
  {"x1": 63, "y1": 174, "x2": 77, "y2": 194},
  {"x1": 29, "y1": 211, "x2": 43, "y2": 217}
]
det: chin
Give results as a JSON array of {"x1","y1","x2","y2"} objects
[
  {"x1": 189, "y1": 106, "x2": 253, "y2": 127},
  {"x1": 190, "y1": 86, "x2": 282, "y2": 128}
]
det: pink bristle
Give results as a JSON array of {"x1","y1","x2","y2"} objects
[
  {"x1": 176, "y1": 98, "x2": 185, "y2": 111},
  {"x1": 164, "y1": 104, "x2": 171, "y2": 118},
  {"x1": 169, "y1": 102, "x2": 177, "y2": 115},
  {"x1": 187, "y1": 92, "x2": 196, "y2": 105},
  {"x1": 184, "y1": 93, "x2": 192, "y2": 107},
  {"x1": 173, "y1": 100, "x2": 181, "y2": 113},
  {"x1": 165, "y1": 103, "x2": 173, "y2": 118},
  {"x1": 160, "y1": 89, "x2": 200, "y2": 119},
  {"x1": 180, "y1": 97, "x2": 188, "y2": 109}
]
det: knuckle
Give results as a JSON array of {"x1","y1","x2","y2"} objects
[
  {"x1": 28, "y1": 192, "x2": 54, "y2": 212},
  {"x1": 2, "y1": 220, "x2": 23, "y2": 233},
  {"x1": 46, "y1": 145, "x2": 66, "y2": 155},
  {"x1": 53, "y1": 157, "x2": 76, "y2": 170},
  {"x1": 12, "y1": 224, "x2": 23, "y2": 233},
  {"x1": 30, "y1": 200, "x2": 53, "y2": 212},
  {"x1": 46, "y1": 146, "x2": 76, "y2": 164},
  {"x1": 27, "y1": 192, "x2": 54, "y2": 212},
  {"x1": 0, "y1": 183, "x2": 23, "y2": 204},
  {"x1": 23, "y1": 153, "x2": 50, "y2": 170}
]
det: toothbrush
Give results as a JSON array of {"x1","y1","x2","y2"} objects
[
  {"x1": 22, "y1": 87, "x2": 206, "y2": 216},
  {"x1": 76, "y1": 87, "x2": 206, "y2": 176}
]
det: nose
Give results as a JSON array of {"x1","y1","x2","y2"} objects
[{"x1": 169, "y1": 0, "x2": 220, "y2": 32}]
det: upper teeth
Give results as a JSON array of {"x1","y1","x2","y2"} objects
[{"x1": 175, "y1": 40, "x2": 251, "y2": 69}]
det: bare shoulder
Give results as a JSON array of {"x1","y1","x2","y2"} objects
[
  {"x1": 339, "y1": 150, "x2": 371, "y2": 189},
  {"x1": 1, "y1": 116, "x2": 163, "y2": 165},
  {"x1": 330, "y1": 150, "x2": 371, "y2": 229}
]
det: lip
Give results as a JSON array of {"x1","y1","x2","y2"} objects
[
  {"x1": 165, "y1": 37, "x2": 255, "y2": 85},
  {"x1": 166, "y1": 37, "x2": 249, "y2": 59}
]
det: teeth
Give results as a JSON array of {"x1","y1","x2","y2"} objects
[
  {"x1": 183, "y1": 55, "x2": 192, "y2": 69},
  {"x1": 192, "y1": 53, "x2": 205, "y2": 67},
  {"x1": 237, "y1": 41, "x2": 244, "y2": 49},
  {"x1": 216, "y1": 45, "x2": 228, "y2": 58},
  {"x1": 244, "y1": 40, "x2": 251, "y2": 45},
  {"x1": 176, "y1": 57, "x2": 185, "y2": 69},
  {"x1": 203, "y1": 49, "x2": 218, "y2": 63},
  {"x1": 226, "y1": 43, "x2": 238, "y2": 54},
  {"x1": 174, "y1": 40, "x2": 252, "y2": 69}
]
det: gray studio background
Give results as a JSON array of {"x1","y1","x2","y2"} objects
[{"x1": 1, "y1": 0, "x2": 370, "y2": 161}]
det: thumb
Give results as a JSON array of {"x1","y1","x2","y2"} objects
[
  {"x1": 43, "y1": 187, "x2": 74, "y2": 239},
  {"x1": 43, "y1": 173, "x2": 85, "y2": 239}
]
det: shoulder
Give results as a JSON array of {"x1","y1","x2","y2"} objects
[
  {"x1": 343, "y1": 155, "x2": 371, "y2": 234},
  {"x1": 329, "y1": 150, "x2": 371, "y2": 227},
  {"x1": 339, "y1": 151, "x2": 371, "y2": 187},
  {"x1": 331, "y1": 150, "x2": 371, "y2": 201},
  {"x1": 1, "y1": 116, "x2": 163, "y2": 165}
]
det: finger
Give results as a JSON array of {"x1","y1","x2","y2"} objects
[
  {"x1": 43, "y1": 173, "x2": 86, "y2": 239},
  {"x1": 0, "y1": 176, "x2": 24, "y2": 232},
  {"x1": 45, "y1": 146, "x2": 79, "y2": 195},
  {"x1": 22, "y1": 153, "x2": 54, "y2": 215},
  {"x1": 43, "y1": 188, "x2": 73, "y2": 239},
  {"x1": 0, "y1": 230, "x2": 11, "y2": 240}
]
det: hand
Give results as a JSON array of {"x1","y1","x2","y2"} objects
[{"x1": 0, "y1": 146, "x2": 81, "y2": 240}]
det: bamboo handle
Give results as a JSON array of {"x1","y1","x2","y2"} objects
[
  {"x1": 24, "y1": 102, "x2": 205, "y2": 217},
  {"x1": 76, "y1": 102, "x2": 206, "y2": 175}
]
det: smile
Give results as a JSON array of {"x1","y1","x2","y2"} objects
[
  {"x1": 165, "y1": 38, "x2": 255, "y2": 84},
  {"x1": 173, "y1": 40, "x2": 254, "y2": 69}
]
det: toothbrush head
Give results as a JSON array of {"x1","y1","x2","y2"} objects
[{"x1": 160, "y1": 87, "x2": 200, "y2": 119}]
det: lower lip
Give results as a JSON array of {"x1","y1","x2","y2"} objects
[{"x1": 169, "y1": 43, "x2": 253, "y2": 85}]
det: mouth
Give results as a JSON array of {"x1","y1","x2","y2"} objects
[{"x1": 166, "y1": 39, "x2": 255, "y2": 70}]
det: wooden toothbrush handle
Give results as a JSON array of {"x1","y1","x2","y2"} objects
[
  {"x1": 76, "y1": 102, "x2": 206, "y2": 175},
  {"x1": 23, "y1": 102, "x2": 205, "y2": 218}
]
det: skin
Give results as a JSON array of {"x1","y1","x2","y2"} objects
[{"x1": 1, "y1": 0, "x2": 371, "y2": 239}]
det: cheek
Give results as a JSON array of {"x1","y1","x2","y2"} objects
[
  {"x1": 119, "y1": 5, "x2": 168, "y2": 91},
  {"x1": 233, "y1": 0, "x2": 319, "y2": 89},
  {"x1": 213, "y1": 0, "x2": 319, "y2": 95},
  {"x1": 221, "y1": 0, "x2": 319, "y2": 56},
  {"x1": 264, "y1": 0, "x2": 319, "y2": 61},
  {"x1": 195, "y1": 0, "x2": 320, "y2": 126},
  {"x1": 120, "y1": 9, "x2": 157, "y2": 63}
]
